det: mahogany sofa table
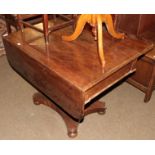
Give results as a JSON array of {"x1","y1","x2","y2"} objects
[{"x1": 3, "y1": 26, "x2": 153, "y2": 138}]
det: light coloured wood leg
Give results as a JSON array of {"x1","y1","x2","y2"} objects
[
  {"x1": 62, "y1": 14, "x2": 87, "y2": 41},
  {"x1": 62, "y1": 14, "x2": 125, "y2": 69},
  {"x1": 104, "y1": 15, "x2": 125, "y2": 39},
  {"x1": 97, "y1": 15, "x2": 105, "y2": 68}
]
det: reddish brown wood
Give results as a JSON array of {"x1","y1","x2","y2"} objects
[
  {"x1": 33, "y1": 92, "x2": 105, "y2": 138},
  {"x1": 4, "y1": 14, "x2": 42, "y2": 33},
  {"x1": 16, "y1": 14, "x2": 75, "y2": 44},
  {"x1": 4, "y1": 15, "x2": 17, "y2": 33},
  {"x1": 115, "y1": 14, "x2": 155, "y2": 37},
  {"x1": 127, "y1": 26, "x2": 155, "y2": 102},
  {"x1": 42, "y1": 14, "x2": 49, "y2": 44},
  {"x1": 62, "y1": 14, "x2": 125, "y2": 68},
  {"x1": 114, "y1": 15, "x2": 155, "y2": 102},
  {"x1": 33, "y1": 92, "x2": 79, "y2": 138},
  {"x1": 127, "y1": 50, "x2": 155, "y2": 102},
  {"x1": 3, "y1": 25, "x2": 153, "y2": 137},
  {"x1": 92, "y1": 26, "x2": 97, "y2": 40},
  {"x1": 144, "y1": 65, "x2": 155, "y2": 102}
]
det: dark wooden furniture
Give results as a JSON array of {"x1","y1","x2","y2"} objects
[
  {"x1": 17, "y1": 14, "x2": 75, "y2": 44},
  {"x1": 115, "y1": 14, "x2": 155, "y2": 102},
  {"x1": 5, "y1": 14, "x2": 75, "y2": 44},
  {"x1": 62, "y1": 14, "x2": 125, "y2": 68},
  {"x1": 3, "y1": 25, "x2": 153, "y2": 137},
  {"x1": 115, "y1": 14, "x2": 155, "y2": 38},
  {"x1": 4, "y1": 14, "x2": 43, "y2": 33},
  {"x1": 127, "y1": 27, "x2": 155, "y2": 102}
]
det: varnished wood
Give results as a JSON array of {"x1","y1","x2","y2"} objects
[
  {"x1": 62, "y1": 14, "x2": 125, "y2": 68},
  {"x1": 16, "y1": 14, "x2": 75, "y2": 44},
  {"x1": 4, "y1": 14, "x2": 43, "y2": 34},
  {"x1": 33, "y1": 92, "x2": 79, "y2": 138},
  {"x1": 16, "y1": 14, "x2": 24, "y2": 31},
  {"x1": 3, "y1": 25, "x2": 153, "y2": 137},
  {"x1": 127, "y1": 53, "x2": 155, "y2": 102},
  {"x1": 42, "y1": 14, "x2": 49, "y2": 44},
  {"x1": 126, "y1": 26, "x2": 155, "y2": 102},
  {"x1": 33, "y1": 92, "x2": 105, "y2": 138},
  {"x1": 115, "y1": 14, "x2": 155, "y2": 37},
  {"x1": 4, "y1": 15, "x2": 17, "y2": 33}
]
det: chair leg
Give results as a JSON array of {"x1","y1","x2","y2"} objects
[
  {"x1": 4, "y1": 17, "x2": 12, "y2": 34},
  {"x1": 53, "y1": 14, "x2": 57, "y2": 22},
  {"x1": 42, "y1": 14, "x2": 49, "y2": 44},
  {"x1": 16, "y1": 14, "x2": 24, "y2": 32}
]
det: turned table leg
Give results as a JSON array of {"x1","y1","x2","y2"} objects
[{"x1": 33, "y1": 92, "x2": 106, "y2": 138}]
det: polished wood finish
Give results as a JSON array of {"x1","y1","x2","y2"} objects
[
  {"x1": 17, "y1": 14, "x2": 75, "y2": 44},
  {"x1": 4, "y1": 14, "x2": 42, "y2": 33},
  {"x1": 115, "y1": 14, "x2": 155, "y2": 37},
  {"x1": 115, "y1": 14, "x2": 155, "y2": 102},
  {"x1": 33, "y1": 92, "x2": 105, "y2": 137},
  {"x1": 3, "y1": 25, "x2": 153, "y2": 137},
  {"x1": 127, "y1": 26, "x2": 155, "y2": 102},
  {"x1": 62, "y1": 14, "x2": 125, "y2": 68}
]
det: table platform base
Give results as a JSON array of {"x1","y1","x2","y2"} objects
[{"x1": 33, "y1": 92, "x2": 106, "y2": 138}]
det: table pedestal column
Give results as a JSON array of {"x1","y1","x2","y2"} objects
[{"x1": 33, "y1": 92, "x2": 106, "y2": 138}]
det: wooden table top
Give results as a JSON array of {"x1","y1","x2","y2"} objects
[{"x1": 4, "y1": 25, "x2": 153, "y2": 91}]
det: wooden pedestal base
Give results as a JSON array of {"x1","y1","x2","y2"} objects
[{"x1": 33, "y1": 92, "x2": 106, "y2": 138}]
